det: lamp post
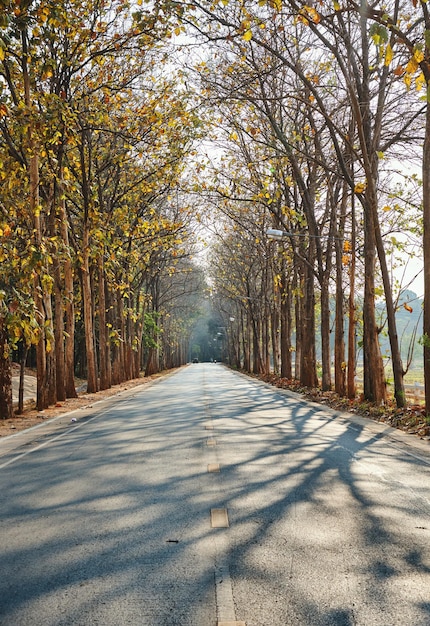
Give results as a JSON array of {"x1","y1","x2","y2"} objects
[
  {"x1": 266, "y1": 228, "x2": 294, "y2": 240},
  {"x1": 266, "y1": 228, "x2": 341, "y2": 241}
]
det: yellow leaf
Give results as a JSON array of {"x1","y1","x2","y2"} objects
[
  {"x1": 414, "y1": 48, "x2": 424, "y2": 63},
  {"x1": 416, "y1": 71, "x2": 426, "y2": 92},
  {"x1": 404, "y1": 73, "x2": 412, "y2": 90},
  {"x1": 382, "y1": 205, "x2": 390, "y2": 212},
  {"x1": 243, "y1": 29, "x2": 253, "y2": 41},
  {"x1": 406, "y1": 57, "x2": 419, "y2": 74},
  {"x1": 269, "y1": 0, "x2": 282, "y2": 10},
  {"x1": 354, "y1": 181, "x2": 366, "y2": 193},
  {"x1": 384, "y1": 43, "x2": 393, "y2": 67},
  {"x1": 296, "y1": 15, "x2": 309, "y2": 26},
  {"x1": 0, "y1": 47, "x2": 5, "y2": 62},
  {"x1": 305, "y1": 6, "x2": 321, "y2": 23}
]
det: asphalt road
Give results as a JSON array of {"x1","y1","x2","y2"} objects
[{"x1": 0, "y1": 363, "x2": 429, "y2": 626}]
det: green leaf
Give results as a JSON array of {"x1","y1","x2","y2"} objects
[{"x1": 369, "y1": 23, "x2": 388, "y2": 45}]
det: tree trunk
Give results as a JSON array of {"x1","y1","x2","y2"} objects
[
  {"x1": 271, "y1": 308, "x2": 280, "y2": 375},
  {"x1": 81, "y1": 227, "x2": 98, "y2": 393},
  {"x1": 22, "y1": 30, "x2": 48, "y2": 411},
  {"x1": 117, "y1": 292, "x2": 126, "y2": 383},
  {"x1": 98, "y1": 255, "x2": 110, "y2": 390},
  {"x1": 53, "y1": 264, "x2": 66, "y2": 402},
  {"x1": 145, "y1": 346, "x2": 159, "y2": 376},
  {"x1": 294, "y1": 264, "x2": 302, "y2": 381},
  {"x1": 251, "y1": 314, "x2": 263, "y2": 375},
  {"x1": 423, "y1": 97, "x2": 430, "y2": 415},
  {"x1": 347, "y1": 190, "x2": 357, "y2": 399},
  {"x1": 17, "y1": 345, "x2": 29, "y2": 415},
  {"x1": 363, "y1": 199, "x2": 386, "y2": 404},
  {"x1": 280, "y1": 282, "x2": 292, "y2": 379},
  {"x1": 357, "y1": 6, "x2": 386, "y2": 405},
  {"x1": 263, "y1": 305, "x2": 270, "y2": 375},
  {"x1": 58, "y1": 186, "x2": 77, "y2": 399},
  {"x1": 320, "y1": 272, "x2": 332, "y2": 391},
  {"x1": 0, "y1": 317, "x2": 13, "y2": 419},
  {"x1": 334, "y1": 240, "x2": 346, "y2": 397},
  {"x1": 300, "y1": 250, "x2": 318, "y2": 388},
  {"x1": 374, "y1": 219, "x2": 406, "y2": 406},
  {"x1": 242, "y1": 310, "x2": 251, "y2": 372},
  {"x1": 125, "y1": 297, "x2": 133, "y2": 381},
  {"x1": 44, "y1": 289, "x2": 56, "y2": 407}
]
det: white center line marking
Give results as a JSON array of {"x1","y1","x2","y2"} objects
[{"x1": 208, "y1": 463, "x2": 221, "y2": 473}]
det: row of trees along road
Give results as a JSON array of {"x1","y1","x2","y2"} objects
[
  {"x1": 1, "y1": 0, "x2": 429, "y2": 419},
  {"x1": 0, "y1": 0, "x2": 206, "y2": 418},
  {"x1": 183, "y1": 0, "x2": 426, "y2": 409}
]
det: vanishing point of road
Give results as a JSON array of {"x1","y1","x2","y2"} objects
[{"x1": 0, "y1": 363, "x2": 429, "y2": 626}]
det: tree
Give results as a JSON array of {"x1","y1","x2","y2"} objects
[
  {"x1": 345, "y1": 0, "x2": 430, "y2": 411},
  {"x1": 0, "y1": 0, "x2": 203, "y2": 413},
  {"x1": 188, "y1": 0, "x2": 422, "y2": 405}
]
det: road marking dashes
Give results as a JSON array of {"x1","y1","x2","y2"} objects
[
  {"x1": 211, "y1": 508, "x2": 229, "y2": 528},
  {"x1": 208, "y1": 463, "x2": 220, "y2": 473}
]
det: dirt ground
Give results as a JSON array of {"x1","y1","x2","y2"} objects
[{"x1": 1, "y1": 372, "x2": 168, "y2": 438}]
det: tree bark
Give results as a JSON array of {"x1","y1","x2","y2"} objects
[
  {"x1": 22, "y1": 28, "x2": 48, "y2": 411},
  {"x1": 0, "y1": 316, "x2": 13, "y2": 419},
  {"x1": 334, "y1": 240, "x2": 346, "y2": 397},
  {"x1": 98, "y1": 255, "x2": 110, "y2": 390},
  {"x1": 300, "y1": 248, "x2": 318, "y2": 388},
  {"x1": 242, "y1": 310, "x2": 251, "y2": 372},
  {"x1": 280, "y1": 279, "x2": 292, "y2": 379},
  {"x1": 81, "y1": 227, "x2": 98, "y2": 393},
  {"x1": 17, "y1": 345, "x2": 29, "y2": 415},
  {"x1": 53, "y1": 263, "x2": 66, "y2": 402},
  {"x1": 58, "y1": 182, "x2": 77, "y2": 399},
  {"x1": 423, "y1": 96, "x2": 430, "y2": 415},
  {"x1": 357, "y1": 5, "x2": 386, "y2": 404},
  {"x1": 320, "y1": 271, "x2": 332, "y2": 391},
  {"x1": 294, "y1": 263, "x2": 302, "y2": 381}
]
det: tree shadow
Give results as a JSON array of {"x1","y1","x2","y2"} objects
[{"x1": 0, "y1": 363, "x2": 429, "y2": 625}]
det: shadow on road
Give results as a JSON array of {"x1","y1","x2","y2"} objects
[{"x1": 0, "y1": 364, "x2": 429, "y2": 625}]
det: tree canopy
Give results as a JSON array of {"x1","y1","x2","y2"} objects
[{"x1": 0, "y1": 0, "x2": 427, "y2": 418}]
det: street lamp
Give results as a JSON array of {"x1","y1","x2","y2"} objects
[
  {"x1": 266, "y1": 228, "x2": 294, "y2": 240},
  {"x1": 266, "y1": 228, "x2": 341, "y2": 241}
]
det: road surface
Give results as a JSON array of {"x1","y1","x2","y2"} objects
[{"x1": 0, "y1": 364, "x2": 429, "y2": 625}]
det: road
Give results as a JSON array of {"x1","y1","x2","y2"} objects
[{"x1": 0, "y1": 363, "x2": 429, "y2": 626}]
